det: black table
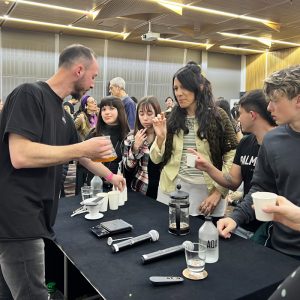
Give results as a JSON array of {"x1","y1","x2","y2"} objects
[{"x1": 53, "y1": 192, "x2": 299, "y2": 300}]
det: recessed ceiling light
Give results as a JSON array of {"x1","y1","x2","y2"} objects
[
  {"x1": 158, "y1": 37, "x2": 214, "y2": 49},
  {"x1": 0, "y1": 16, "x2": 125, "y2": 37},
  {"x1": 156, "y1": 0, "x2": 280, "y2": 30},
  {"x1": 218, "y1": 32, "x2": 300, "y2": 47},
  {"x1": 220, "y1": 45, "x2": 265, "y2": 53},
  {"x1": 5, "y1": 0, "x2": 95, "y2": 16}
]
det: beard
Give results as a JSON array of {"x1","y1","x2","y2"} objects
[{"x1": 71, "y1": 80, "x2": 87, "y2": 100}]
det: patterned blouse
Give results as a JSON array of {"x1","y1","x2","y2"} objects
[{"x1": 123, "y1": 132, "x2": 161, "y2": 195}]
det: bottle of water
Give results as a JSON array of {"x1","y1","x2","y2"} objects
[
  {"x1": 198, "y1": 216, "x2": 219, "y2": 263},
  {"x1": 47, "y1": 282, "x2": 64, "y2": 300},
  {"x1": 91, "y1": 175, "x2": 103, "y2": 195}
]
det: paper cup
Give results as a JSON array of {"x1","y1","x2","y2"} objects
[
  {"x1": 108, "y1": 191, "x2": 120, "y2": 210},
  {"x1": 252, "y1": 192, "x2": 277, "y2": 221},
  {"x1": 119, "y1": 186, "x2": 128, "y2": 206},
  {"x1": 96, "y1": 192, "x2": 108, "y2": 212},
  {"x1": 86, "y1": 205, "x2": 99, "y2": 217},
  {"x1": 186, "y1": 153, "x2": 196, "y2": 168}
]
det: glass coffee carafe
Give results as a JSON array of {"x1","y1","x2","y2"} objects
[{"x1": 168, "y1": 184, "x2": 190, "y2": 235}]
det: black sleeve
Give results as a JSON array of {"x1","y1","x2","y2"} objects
[
  {"x1": 233, "y1": 136, "x2": 248, "y2": 165},
  {"x1": 4, "y1": 84, "x2": 44, "y2": 143},
  {"x1": 231, "y1": 143, "x2": 277, "y2": 225},
  {"x1": 269, "y1": 266, "x2": 300, "y2": 300}
]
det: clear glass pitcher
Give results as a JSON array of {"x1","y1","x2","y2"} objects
[{"x1": 168, "y1": 184, "x2": 190, "y2": 235}]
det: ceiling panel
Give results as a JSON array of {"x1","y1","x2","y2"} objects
[{"x1": 1, "y1": 0, "x2": 300, "y2": 55}]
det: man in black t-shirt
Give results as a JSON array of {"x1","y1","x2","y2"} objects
[{"x1": 0, "y1": 44, "x2": 125, "y2": 300}]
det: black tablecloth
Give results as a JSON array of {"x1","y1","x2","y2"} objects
[{"x1": 54, "y1": 192, "x2": 299, "y2": 300}]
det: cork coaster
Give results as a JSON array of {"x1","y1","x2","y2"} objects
[{"x1": 182, "y1": 268, "x2": 208, "y2": 280}]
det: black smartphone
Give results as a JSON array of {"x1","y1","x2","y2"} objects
[{"x1": 90, "y1": 219, "x2": 133, "y2": 238}]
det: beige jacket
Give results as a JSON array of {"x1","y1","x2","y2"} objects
[{"x1": 150, "y1": 125, "x2": 235, "y2": 197}]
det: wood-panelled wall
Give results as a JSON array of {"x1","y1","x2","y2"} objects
[{"x1": 246, "y1": 47, "x2": 300, "y2": 90}]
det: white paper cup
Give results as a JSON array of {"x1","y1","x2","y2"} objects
[
  {"x1": 186, "y1": 153, "x2": 196, "y2": 168},
  {"x1": 252, "y1": 192, "x2": 277, "y2": 221},
  {"x1": 108, "y1": 191, "x2": 120, "y2": 210},
  {"x1": 96, "y1": 192, "x2": 108, "y2": 212},
  {"x1": 123, "y1": 186, "x2": 128, "y2": 202},
  {"x1": 86, "y1": 204, "x2": 99, "y2": 217},
  {"x1": 119, "y1": 186, "x2": 128, "y2": 206}
]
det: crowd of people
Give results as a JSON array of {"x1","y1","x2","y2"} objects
[{"x1": 0, "y1": 43, "x2": 300, "y2": 299}]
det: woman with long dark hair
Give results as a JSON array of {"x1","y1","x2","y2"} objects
[
  {"x1": 87, "y1": 96, "x2": 130, "y2": 191},
  {"x1": 74, "y1": 95, "x2": 98, "y2": 141},
  {"x1": 150, "y1": 62, "x2": 238, "y2": 216}
]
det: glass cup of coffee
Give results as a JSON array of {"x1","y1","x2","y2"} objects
[{"x1": 92, "y1": 136, "x2": 117, "y2": 163}]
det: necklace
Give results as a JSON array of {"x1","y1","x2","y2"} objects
[{"x1": 185, "y1": 116, "x2": 195, "y2": 130}]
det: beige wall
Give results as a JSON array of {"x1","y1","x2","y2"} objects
[{"x1": 246, "y1": 47, "x2": 300, "y2": 90}]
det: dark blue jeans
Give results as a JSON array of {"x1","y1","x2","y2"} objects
[{"x1": 0, "y1": 239, "x2": 48, "y2": 300}]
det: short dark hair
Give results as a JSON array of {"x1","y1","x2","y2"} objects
[
  {"x1": 239, "y1": 89, "x2": 276, "y2": 126},
  {"x1": 215, "y1": 99, "x2": 231, "y2": 120},
  {"x1": 58, "y1": 44, "x2": 96, "y2": 68},
  {"x1": 165, "y1": 96, "x2": 173, "y2": 102}
]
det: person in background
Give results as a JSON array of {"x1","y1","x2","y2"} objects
[
  {"x1": 123, "y1": 96, "x2": 162, "y2": 199},
  {"x1": 131, "y1": 96, "x2": 138, "y2": 105},
  {"x1": 190, "y1": 89, "x2": 277, "y2": 234},
  {"x1": 215, "y1": 98, "x2": 243, "y2": 142},
  {"x1": 86, "y1": 96, "x2": 130, "y2": 191},
  {"x1": 0, "y1": 44, "x2": 125, "y2": 300},
  {"x1": 165, "y1": 96, "x2": 174, "y2": 113},
  {"x1": 74, "y1": 95, "x2": 98, "y2": 141},
  {"x1": 217, "y1": 65, "x2": 300, "y2": 259},
  {"x1": 63, "y1": 97, "x2": 79, "y2": 117},
  {"x1": 109, "y1": 77, "x2": 136, "y2": 130},
  {"x1": 231, "y1": 102, "x2": 240, "y2": 120},
  {"x1": 74, "y1": 95, "x2": 99, "y2": 193},
  {"x1": 150, "y1": 62, "x2": 238, "y2": 216}
]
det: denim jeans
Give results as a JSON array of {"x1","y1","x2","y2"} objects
[{"x1": 0, "y1": 239, "x2": 48, "y2": 300}]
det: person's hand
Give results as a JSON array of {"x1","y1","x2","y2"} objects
[
  {"x1": 217, "y1": 217, "x2": 237, "y2": 238},
  {"x1": 81, "y1": 137, "x2": 113, "y2": 160},
  {"x1": 199, "y1": 189, "x2": 222, "y2": 215},
  {"x1": 263, "y1": 196, "x2": 300, "y2": 232},
  {"x1": 152, "y1": 112, "x2": 167, "y2": 139},
  {"x1": 133, "y1": 128, "x2": 147, "y2": 152},
  {"x1": 187, "y1": 148, "x2": 211, "y2": 172},
  {"x1": 110, "y1": 174, "x2": 126, "y2": 192}
]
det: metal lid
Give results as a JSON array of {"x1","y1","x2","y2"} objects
[{"x1": 170, "y1": 184, "x2": 189, "y2": 200}]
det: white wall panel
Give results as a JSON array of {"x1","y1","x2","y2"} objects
[
  {"x1": 207, "y1": 52, "x2": 241, "y2": 101},
  {"x1": 107, "y1": 40, "x2": 147, "y2": 101},
  {"x1": 148, "y1": 45, "x2": 184, "y2": 107},
  {"x1": 2, "y1": 29, "x2": 55, "y2": 99}
]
